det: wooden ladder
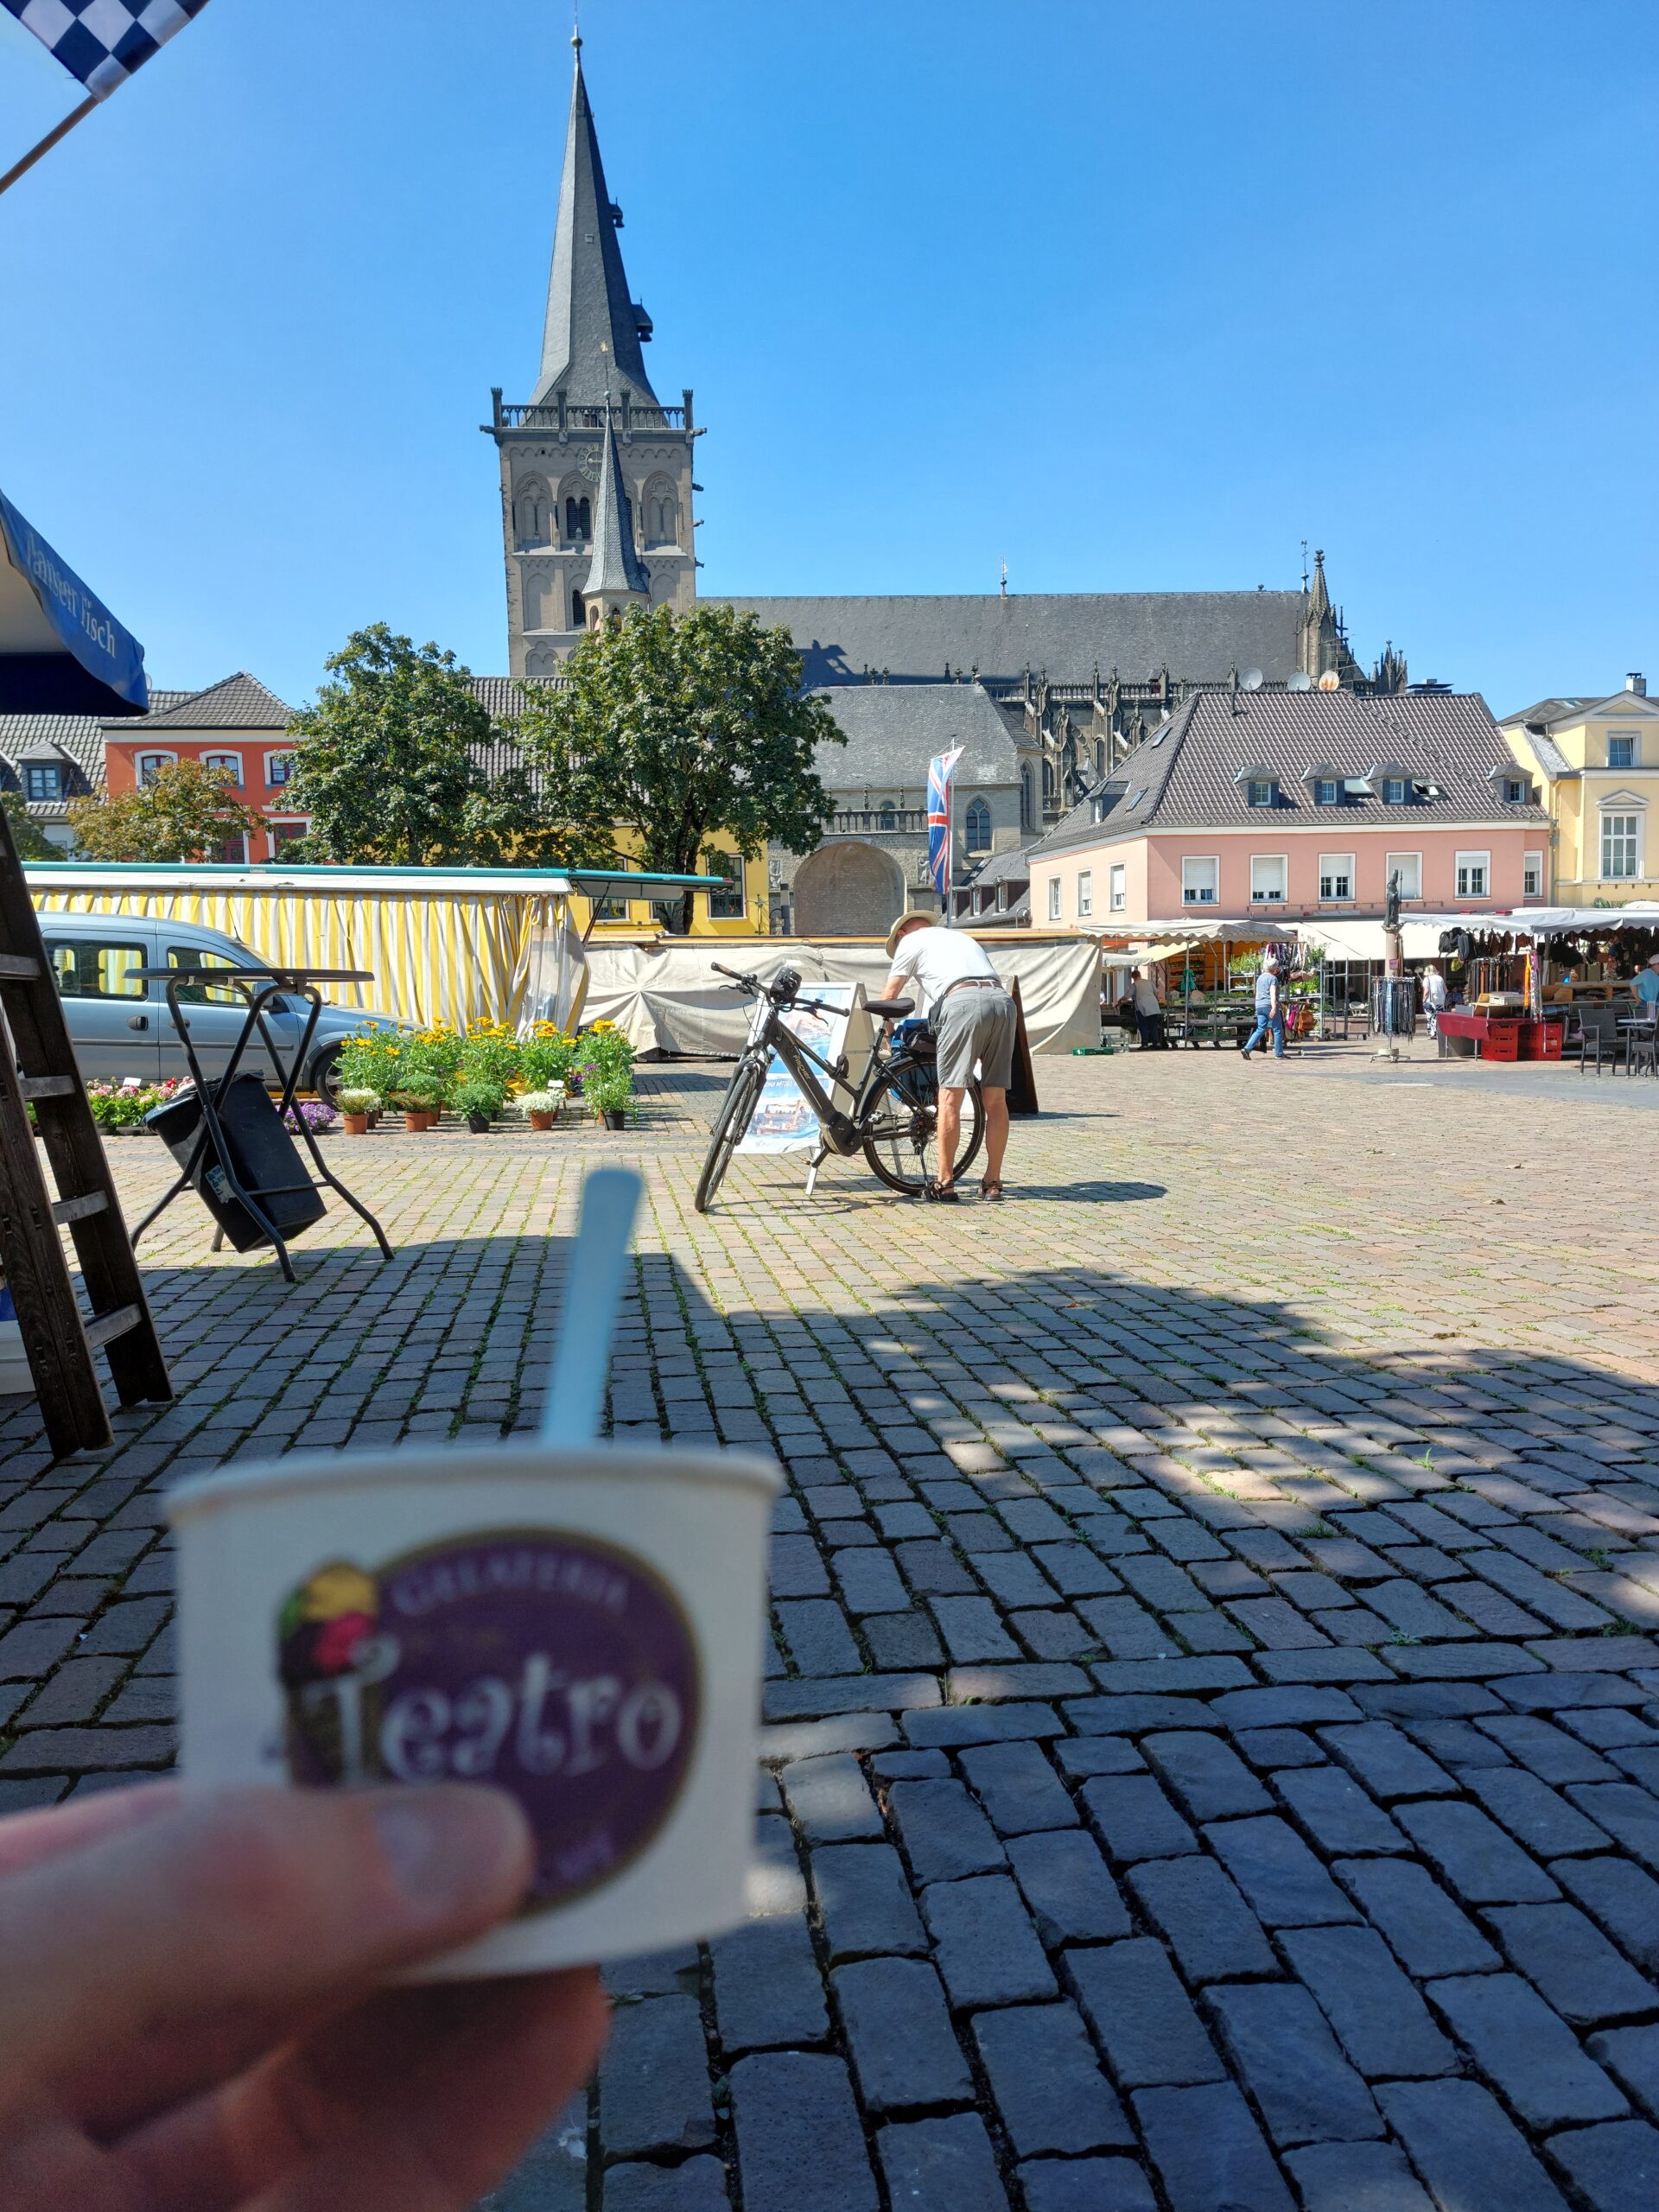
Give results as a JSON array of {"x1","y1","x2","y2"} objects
[{"x1": 0, "y1": 810, "x2": 171, "y2": 1456}]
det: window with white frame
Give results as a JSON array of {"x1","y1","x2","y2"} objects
[
  {"x1": 1522, "y1": 851, "x2": 1544, "y2": 897},
  {"x1": 1109, "y1": 862, "x2": 1126, "y2": 912},
  {"x1": 1385, "y1": 850, "x2": 1422, "y2": 900},
  {"x1": 265, "y1": 752, "x2": 296, "y2": 788},
  {"x1": 137, "y1": 751, "x2": 175, "y2": 785},
  {"x1": 1455, "y1": 850, "x2": 1491, "y2": 898},
  {"x1": 1046, "y1": 877, "x2": 1061, "y2": 921},
  {"x1": 1181, "y1": 855, "x2": 1218, "y2": 906},
  {"x1": 701, "y1": 851, "x2": 746, "y2": 918},
  {"x1": 1077, "y1": 870, "x2": 1093, "y2": 918},
  {"x1": 1608, "y1": 732, "x2": 1639, "y2": 769},
  {"x1": 1382, "y1": 777, "x2": 1408, "y2": 805},
  {"x1": 270, "y1": 820, "x2": 309, "y2": 852},
  {"x1": 1247, "y1": 778, "x2": 1276, "y2": 808},
  {"x1": 1249, "y1": 854, "x2": 1287, "y2": 904},
  {"x1": 1318, "y1": 854, "x2": 1355, "y2": 902},
  {"x1": 1315, "y1": 779, "x2": 1340, "y2": 806},
  {"x1": 202, "y1": 751, "x2": 243, "y2": 785},
  {"x1": 22, "y1": 763, "x2": 64, "y2": 801},
  {"x1": 1601, "y1": 812, "x2": 1641, "y2": 880}
]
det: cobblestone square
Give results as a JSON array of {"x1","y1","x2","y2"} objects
[{"x1": 4, "y1": 1047, "x2": 1659, "y2": 2210}]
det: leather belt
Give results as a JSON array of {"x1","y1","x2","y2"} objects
[{"x1": 936, "y1": 977, "x2": 1005, "y2": 1007}]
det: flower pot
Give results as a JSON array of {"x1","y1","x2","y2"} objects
[
  {"x1": 404, "y1": 1110, "x2": 428, "y2": 1134},
  {"x1": 603, "y1": 1108, "x2": 626, "y2": 1131},
  {"x1": 418, "y1": 1109, "x2": 440, "y2": 1131},
  {"x1": 342, "y1": 1113, "x2": 369, "y2": 1137},
  {"x1": 368, "y1": 1111, "x2": 382, "y2": 1128},
  {"x1": 466, "y1": 1111, "x2": 492, "y2": 1135},
  {"x1": 528, "y1": 1110, "x2": 555, "y2": 1132}
]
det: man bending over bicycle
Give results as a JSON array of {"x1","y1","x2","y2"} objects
[{"x1": 883, "y1": 913, "x2": 1014, "y2": 1202}]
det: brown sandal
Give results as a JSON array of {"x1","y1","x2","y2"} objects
[
  {"x1": 979, "y1": 1179, "x2": 1005, "y2": 1200},
  {"x1": 927, "y1": 1179, "x2": 959, "y2": 1203}
]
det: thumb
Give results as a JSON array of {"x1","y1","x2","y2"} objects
[{"x1": 0, "y1": 1783, "x2": 533, "y2": 2139}]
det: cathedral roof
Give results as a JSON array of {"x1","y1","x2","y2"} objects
[
  {"x1": 533, "y1": 41, "x2": 658, "y2": 409},
  {"x1": 810, "y1": 683, "x2": 1019, "y2": 793},
  {"x1": 710, "y1": 592, "x2": 1314, "y2": 689}
]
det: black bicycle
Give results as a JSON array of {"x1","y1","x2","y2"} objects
[{"x1": 694, "y1": 963, "x2": 984, "y2": 1213}]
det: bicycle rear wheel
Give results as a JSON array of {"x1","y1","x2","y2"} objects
[
  {"x1": 695, "y1": 1056, "x2": 766, "y2": 1213},
  {"x1": 861, "y1": 1061, "x2": 983, "y2": 1195}
]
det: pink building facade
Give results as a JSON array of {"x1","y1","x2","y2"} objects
[{"x1": 1028, "y1": 688, "x2": 1550, "y2": 931}]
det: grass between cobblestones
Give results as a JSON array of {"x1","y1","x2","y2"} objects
[{"x1": 3, "y1": 1049, "x2": 1658, "y2": 2211}]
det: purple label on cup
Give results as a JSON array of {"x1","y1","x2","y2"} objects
[{"x1": 276, "y1": 1532, "x2": 701, "y2": 1910}]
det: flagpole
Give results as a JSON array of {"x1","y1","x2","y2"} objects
[{"x1": 0, "y1": 96, "x2": 99, "y2": 202}]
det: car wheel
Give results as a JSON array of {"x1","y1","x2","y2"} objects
[{"x1": 308, "y1": 1043, "x2": 344, "y2": 1104}]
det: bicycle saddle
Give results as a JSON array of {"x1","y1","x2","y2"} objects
[{"x1": 866, "y1": 998, "x2": 914, "y2": 1020}]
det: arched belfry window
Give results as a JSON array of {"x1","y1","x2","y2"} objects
[
  {"x1": 644, "y1": 476, "x2": 677, "y2": 548},
  {"x1": 565, "y1": 494, "x2": 592, "y2": 542},
  {"x1": 965, "y1": 797, "x2": 991, "y2": 853},
  {"x1": 570, "y1": 589, "x2": 585, "y2": 629},
  {"x1": 516, "y1": 479, "x2": 550, "y2": 547}
]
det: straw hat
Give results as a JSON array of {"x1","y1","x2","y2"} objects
[{"x1": 884, "y1": 912, "x2": 931, "y2": 959}]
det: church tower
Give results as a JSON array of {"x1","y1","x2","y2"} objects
[{"x1": 486, "y1": 33, "x2": 698, "y2": 677}]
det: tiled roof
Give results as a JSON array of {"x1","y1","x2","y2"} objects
[
  {"x1": 0, "y1": 691, "x2": 195, "y2": 807},
  {"x1": 711, "y1": 592, "x2": 1319, "y2": 689},
  {"x1": 964, "y1": 848, "x2": 1033, "y2": 887},
  {"x1": 1030, "y1": 688, "x2": 1549, "y2": 858},
  {"x1": 125, "y1": 672, "x2": 294, "y2": 731},
  {"x1": 1500, "y1": 690, "x2": 1659, "y2": 730},
  {"x1": 811, "y1": 683, "x2": 1019, "y2": 794}
]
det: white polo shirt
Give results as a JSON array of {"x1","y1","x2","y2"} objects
[{"x1": 888, "y1": 925, "x2": 999, "y2": 1012}]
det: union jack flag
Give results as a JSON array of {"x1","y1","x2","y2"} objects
[{"x1": 926, "y1": 746, "x2": 963, "y2": 899}]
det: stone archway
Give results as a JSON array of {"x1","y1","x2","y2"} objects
[{"x1": 791, "y1": 842, "x2": 906, "y2": 937}]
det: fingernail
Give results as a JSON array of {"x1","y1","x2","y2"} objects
[{"x1": 370, "y1": 1789, "x2": 532, "y2": 1923}]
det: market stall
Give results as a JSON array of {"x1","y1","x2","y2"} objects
[
  {"x1": 1428, "y1": 906, "x2": 1659, "y2": 1067},
  {"x1": 1099, "y1": 922, "x2": 1307, "y2": 1048}
]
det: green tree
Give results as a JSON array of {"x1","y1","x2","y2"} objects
[
  {"x1": 286, "y1": 625, "x2": 497, "y2": 866},
  {"x1": 2, "y1": 791, "x2": 60, "y2": 861},
  {"x1": 66, "y1": 761, "x2": 263, "y2": 863},
  {"x1": 513, "y1": 604, "x2": 843, "y2": 931}
]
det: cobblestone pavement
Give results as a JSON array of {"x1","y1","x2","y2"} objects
[{"x1": 4, "y1": 1049, "x2": 1659, "y2": 2211}]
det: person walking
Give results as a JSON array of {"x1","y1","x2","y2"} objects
[
  {"x1": 1422, "y1": 961, "x2": 1449, "y2": 1040},
  {"x1": 883, "y1": 912, "x2": 1015, "y2": 1200},
  {"x1": 1130, "y1": 968, "x2": 1165, "y2": 1050},
  {"x1": 1240, "y1": 957, "x2": 1285, "y2": 1061}
]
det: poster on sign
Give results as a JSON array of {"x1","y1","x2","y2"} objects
[{"x1": 737, "y1": 983, "x2": 872, "y2": 1154}]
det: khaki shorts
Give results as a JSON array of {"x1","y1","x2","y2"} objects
[{"x1": 935, "y1": 986, "x2": 1016, "y2": 1090}]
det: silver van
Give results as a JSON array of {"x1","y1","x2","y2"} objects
[{"x1": 35, "y1": 909, "x2": 402, "y2": 1099}]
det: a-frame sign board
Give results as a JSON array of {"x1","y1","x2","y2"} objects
[{"x1": 0, "y1": 810, "x2": 170, "y2": 1455}]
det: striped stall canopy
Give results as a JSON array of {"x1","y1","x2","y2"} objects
[{"x1": 25, "y1": 865, "x2": 586, "y2": 1033}]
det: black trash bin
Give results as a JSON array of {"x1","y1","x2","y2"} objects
[{"x1": 147, "y1": 1076, "x2": 327, "y2": 1253}]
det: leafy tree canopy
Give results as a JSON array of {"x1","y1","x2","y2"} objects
[
  {"x1": 285, "y1": 625, "x2": 493, "y2": 867},
  {"x1": 2, "y1": 791, "x2": 60, "y2": 861},
  {"x1": 67, "y1": 760, "x2": 263, "y2": 864},
  {"x1": 513, "y1": 603, "x2": 843, "y2": 930}
]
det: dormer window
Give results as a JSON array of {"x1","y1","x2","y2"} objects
[
  {"x1": 1502, "y1": 777, "x2": 1526, "y2": 804},
  {"x1": 22, "y1": 764, "x2": 64, "y2": 802},
  {"x1": 1382, "y1": 777, "x2": 1408, "y2": 805},
  {"x1": 1315, "y1": 779, "x2": 1339, "y2": 806},
  {"x1": 1248, "y1": 779, "x2": 1275, "y2": 808},
  {"x1": 1235, "y1": 764, "x2": 1277, "y2": 807}
]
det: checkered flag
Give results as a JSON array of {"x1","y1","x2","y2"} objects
[{"x1": 3, "y1": 0, "x2": 212, "y2": 100}]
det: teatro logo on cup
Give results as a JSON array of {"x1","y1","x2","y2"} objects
[{"x1": 275, "y1": 1532, "x2": 701, "y2": 1910}]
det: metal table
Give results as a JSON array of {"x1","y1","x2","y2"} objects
[{"x1": 128, "y1": 967, "x2": 392, "y2": 1281}]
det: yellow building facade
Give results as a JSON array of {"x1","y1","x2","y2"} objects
[
  {"x1": 1500, "y1": 678, "x2": 1659, "y2": 904},
  {"x1": 567, "y1": 838, "x2": 770, "y2": 938}
]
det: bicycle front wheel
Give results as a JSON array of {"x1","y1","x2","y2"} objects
[
  {"x1": 695, "y1": 1056, "x2": 766, "y2": 1213},
  {"x1": 861, "y1": 1062, "x2": 984, "y2": 1196}
]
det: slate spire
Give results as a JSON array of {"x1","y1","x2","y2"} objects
[
  {"x1": 579, "y1": 373, "x2": 652, "y2": 616},
  {"x1": 534, "y1": 35, "x2": 658, "y2": 407}
]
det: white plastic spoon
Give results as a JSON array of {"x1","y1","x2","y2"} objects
[{"x1": 541, "y1": 1166, "x2": 644, "y2": 1444}]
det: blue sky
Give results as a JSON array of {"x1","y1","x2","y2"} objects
[{"x1": 1, "y1": 0, "x2": 1654, "y2": 713}]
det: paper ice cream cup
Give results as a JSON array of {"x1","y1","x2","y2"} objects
[{"x1": 167, "y1": 1440, "x2": 781, "y2": 1979}]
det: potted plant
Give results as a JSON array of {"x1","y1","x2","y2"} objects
[
  {"x1": 337, "y1": 1087, "x2": 378, "y2": 1137},
  {"x1": 389, "y1": 1087, "x2": 439, "y2": 1133},
  {"x1": 587, "y1": 1069, "x2": 631, "y2": 1130},
  {"x1": 450, "y1": 1078, "x2": 505, "y2": 1135},
  {"x1": 515, "y1": 1086, "x2": 563, "y2": 1133},
  {"x1": 283, "y1": 1099, "x2": 339, "y2": 1140}
]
